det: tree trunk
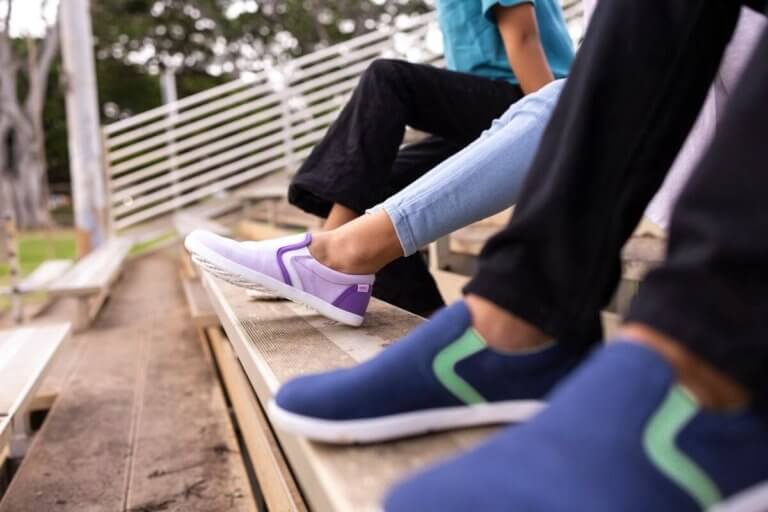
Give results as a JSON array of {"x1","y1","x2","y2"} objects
[
  {"x1": 0, "y1": 5, "x2": 61, "y2": 230},
  {"x1": 14, "y1": 133, "x2": 49, "y2": 228}
]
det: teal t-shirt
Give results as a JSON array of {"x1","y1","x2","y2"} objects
[{"x1": 436, "y1": 0, "x2": 574, "y2": 84}]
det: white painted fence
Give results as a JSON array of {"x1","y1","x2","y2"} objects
[{"x1": 103, "y1": 2, "x2": 583, "y2": 232}]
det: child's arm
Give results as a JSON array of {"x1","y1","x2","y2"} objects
[{"x1": 495, "y1": 3, "x2": 554, "y2": 94}]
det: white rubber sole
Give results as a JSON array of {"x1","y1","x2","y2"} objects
[
  {"x1": 267, "y1": 399, "x2": 545, "y2": 444},
  {"x1": 712, "y1": 482, "x2": 768, "y2": 512},
  {"x1": 245, "y1": 288, "x2": 286, "y2": 301},
  {"x1": 185, "y1": 237, "x2": 364, "y2": 327}
]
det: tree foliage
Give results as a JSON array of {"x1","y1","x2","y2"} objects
[
  {"x1": 92, "y1": 0, "x2": 430, "y2": 77},
  {"x1": 40, "y1": 0, "x2": 432, "y2": 221}
]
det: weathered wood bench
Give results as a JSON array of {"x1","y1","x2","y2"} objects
[
  {"x1": 236, "y1": 185, "x2": 287, "y2": 226},
  {"x1": 173, "y1": 210, "x2": 232, "y2": 238},
  {"x1": 0, "y1": 219, "x2": 73, "y2": 322},
  {"x1": 431, "y1": 213, "x2": 667, "y2": 316},
  {"x1": 429, "y1": 210, "x2": 513, "y2": 277},
  {"x1": 1, "y1": 216, "x2": 73, "y2": 291},
  {"x1": 178, "y1": 248, "x2": 220, "y2": 330},
  {"x1": 13, "y1": 260, "x2": 74, "y2": 295},
  {"x1": 48, "y1": 238, "x2": 133, "y2": 331},
  {"x1": 0, "y1": 218, "x2": 74, "y2": 323},
  {"x1": 201, "y1": 272, "x2": 498, "y2": 511},
  {"x1": 236, "y1": 175, "x2": 320, "y2": 230},
  {"x1": 0, "y1": 324, "x2": 70, "y2": 459}
]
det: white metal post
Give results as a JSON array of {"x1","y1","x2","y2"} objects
[
  {"x1": 60, "y1": 0, "x2": 108, "y2": 253},
  {"x1": 160, "y1": 68, "x2": 183, "y2": 206}
]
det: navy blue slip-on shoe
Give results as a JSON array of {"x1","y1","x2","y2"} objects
[
  {"x1": 384, "y1": 342, "x2": 768, "y2": 512},
  {"x1": 268, "y1": 301, "x2": 584, "y2": 444}
]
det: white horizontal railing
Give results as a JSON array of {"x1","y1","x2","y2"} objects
[
  {"x1": 104, "y1": 11, "x2": 443, "y2": 231},
  {"x1": 104, "y1": 3, "x2": 583, "y2": 232}
]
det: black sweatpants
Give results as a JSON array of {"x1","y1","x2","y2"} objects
[
  {"x1": 289, "y1": 59, "x2": 523, "y2": 218},
  {"x1": 464, "y1": 0, "x2": 768, "y2": 411},
  {"x1": 289, "y1": 58, "x2": 523, "y2": 316}
]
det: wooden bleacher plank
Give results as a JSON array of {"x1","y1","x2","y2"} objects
[
  {"x1": 0, "y1": 324, "x2": 70, "y2": 458},
  {"x1": 448, "y1": 215, "x2": 666, "y2": 264},
  {"x1": 179, "y1": 246, "x2": 199, "y2": 279},
  {"x1": 234, "y1": 169, "x2": 290, "y2": 203},
  {"x1": 0, "y1": 325, "x2": 157, "y2": 511},
  {"x1": 235, "y1": 184, "x2": 286, "y2": 202},
  {"x1": 245, "y1": 200, "x2": 321, "y2": 230},
  {"x1": 181, "y1": 275, "x2": 219, "y2": 329},
  {"x1": 30, "y1": 329, "x2": 87, "y2": 414},
  {"x1": 449, "y1": 224, "x2": 499, "y2": 256},
  {"x1": 233, "y1": 172, "x2": 319, "y2": 229},
  {"x1": 0, "y1": 325, "x2": 70, "y2": 417},
  {"x1": 123, "y1": 317, "x2": 256, "y2": 512},
  {"x1": 184, "y1": 196, "x2": 241, "y2": 220},
  {"x1": 236, "y1": 220, "x2": 300, "y2": 241},
  {"x1": 442, "y1": 216, "x2": 667, "y2": 317},
  {"x1": 447, "y1": 210, "x2": 512, "y2": 257},
  {"x1": 432, "y1": 268, "x2": 470, "y2": 303},
  {"x1": 202, "y1": 273, "x2": 497, "y2": 512},
  {"x1": 0, "y1": 249, "x2": 256, "y2": 512},
  {"x1": 0, "y1": 417, "x2": 9, "y2": 461},
  {"x1": 207, "y1": 327, "x2": 308, "y2": 512},
  {"x1": 236, "y1": 175, "x2": 289, "y2": 227},
  {"x1": 173, "y1": 210, "x2": 232, "y2": 237},
  {"x1": 47, "y1": 238, "x2": 132, "y2": 330},
  {"x1": 48, "y1": 238, "x2": 132, "y2": 297},
  {"x1": 16, "y1": 260, "x2": 73, "y2": 294}
]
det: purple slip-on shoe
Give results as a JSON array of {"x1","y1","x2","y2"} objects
[{"x1": 185, "y1": 230, "x2": 375, "y2": 326}]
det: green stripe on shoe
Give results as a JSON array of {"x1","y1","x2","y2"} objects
[
  {"x1": 432, "y1": 328, "x2": 487, "y2": 405},
  {"x1": 644, "y1": 386, "x2": 722, "y2": 509}
]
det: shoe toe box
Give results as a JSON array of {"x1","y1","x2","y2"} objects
[{"x1": 274, "y1": 371, "x2": 352, "y2": 420}]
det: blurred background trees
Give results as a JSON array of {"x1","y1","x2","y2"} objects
[
  {"x1": 2, "y1": 0, "x2": 430, "y2": 227},
  {"x1": 0, "y1": 0, "x2": 60, "y2": 228}
]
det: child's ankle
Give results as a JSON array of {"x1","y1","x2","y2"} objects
[
  {"x1": 309, "y1": 231, "x2": 367, "y2": 274},
  {"x1": 465, "y1": 295, "x2": 553, "y2": 353}
]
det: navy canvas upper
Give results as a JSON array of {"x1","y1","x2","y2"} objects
[
  {"x1": 385, "y1": 343, "x2": 768, "y2": 512},
  {"x1": 275, "y1": 301, "x2": 582, "y2": 421}
]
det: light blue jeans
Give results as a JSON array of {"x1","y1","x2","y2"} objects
[{"x1": 371, "y1": 79, "x2": 565, "y2": 256}]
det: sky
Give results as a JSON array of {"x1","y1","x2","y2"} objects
[{"x1": 1, "y1": 0, "x2": 60, "y2": 37}]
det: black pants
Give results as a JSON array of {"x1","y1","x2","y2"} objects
[
  {"x1": 289, "y1": 59, "x2": 522, "y2": 316},
  {"x1": 465, "y1": 0, "x2": 768, "y2": 411},
  {"x1": 289, "y1": 59, "x2": 523, "y2": 217}
]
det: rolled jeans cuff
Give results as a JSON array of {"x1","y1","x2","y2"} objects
[{"x1": 367, "y1": 203, "x2": 419, "y2": 257}]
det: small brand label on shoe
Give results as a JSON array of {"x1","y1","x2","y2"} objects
[{"x1": 357, "y1": 284, "x2": 370, "y2": 293}]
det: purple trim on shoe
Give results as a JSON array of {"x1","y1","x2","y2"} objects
[
  {"x1": 332, "y1": 285, "x2": 372, "y2": 317},
  {"x1": 292, "y1": 256, "x2": 376, "y2": 285},
  {"x1": 276, "y1": 233, "x2": 312, "y2": 285}
]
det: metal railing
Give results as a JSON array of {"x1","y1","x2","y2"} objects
[
  {"x1": 103, "y1": 12, "x2": 444, "y2": 231},
  {"x1": 103, "y1": 3, "x2": 583, "y2": 232}
]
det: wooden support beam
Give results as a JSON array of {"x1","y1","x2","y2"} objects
[{"x1": 207, "y1": 327, "x2": 307, "y2": 512}]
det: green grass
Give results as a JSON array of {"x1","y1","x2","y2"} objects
[
  {"x1": 1, "y1": 229, "x2": 181, "y2": 280},
  {"x1": 0, "y1": 230, "x2": 77, "y2": 311},
  {"x1": 0, "y1": 231, "x2": 77, "y2": 283},
  {"x1": 1, "y1": 229, "x2": 178, "y2": 312}
]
